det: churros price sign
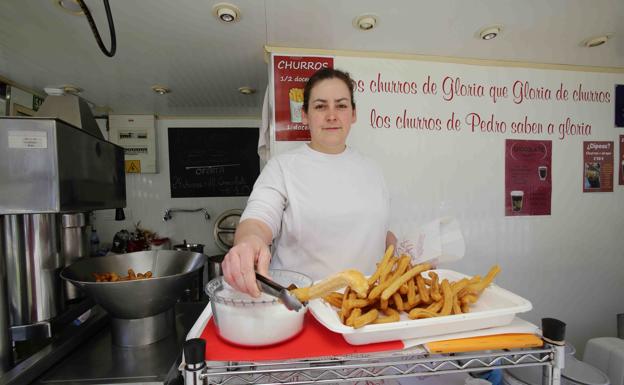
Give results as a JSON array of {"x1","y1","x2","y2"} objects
[
  {"x1": 619, "y1": 135, "x2": 624, "y2": 186},
  {"x1": 272, "y1": 55, "x2": 333, "y2": 141},
  {"x1": 505, "y1": 139, "x2": 552, "y2": 216},
  {"x1": 583, "y1": 141, "x2": 614, "y2": 192}
]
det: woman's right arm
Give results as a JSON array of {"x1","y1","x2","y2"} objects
[
  {"x1": 222, "y1": 218, "x2": 273, "y2": 297},
  {"x1": 222, "y1": 156, "x2": 286, "y2": 296}
]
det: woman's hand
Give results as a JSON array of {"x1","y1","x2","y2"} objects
[{"x1": 221, "y1": 219, "x2": 273, "y2": 297}]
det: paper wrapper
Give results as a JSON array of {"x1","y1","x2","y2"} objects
[{"x1": 395, "y1": 217, "x2": 465, "y2": 265}]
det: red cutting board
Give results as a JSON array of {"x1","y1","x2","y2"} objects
[{"x1": 200, "y1": 312, "x2": 404, "y2": 361}]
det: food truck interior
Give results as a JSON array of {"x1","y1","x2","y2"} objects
[{"x1": 0, "y1": 1, "x2": 623, "y2": 385}]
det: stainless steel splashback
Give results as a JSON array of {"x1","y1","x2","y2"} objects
[
  {"x1": 0, "y1": 117, "x2": 126, "y2": 214},
  {"x1": 60, "y1": 213, "x2": 89, "y2": 301},
  {"x1": 0, "y1": 219, "x2": 11, "y2": 372}
]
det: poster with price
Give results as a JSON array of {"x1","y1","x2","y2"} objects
[
  {"x1": 505, "y1": 139, "x2": 552, "y2": 216},
  {"x1": 618, "y1": 135, "x2": 624, "y2": 186},
  {"x1": 273, "y1": 55, "x2": 333, "y2": 141},
  {"x1": 583, "y1": 141, "x2": 613, "y2": 192}
]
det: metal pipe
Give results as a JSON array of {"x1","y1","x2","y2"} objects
[
  {"x1": 163, "y1": 208, "x2": 210, "y2": 222},
  {"x1": 0, "y1": 216, "x2": 13, "y2": 373},
  {"x1": 183, "y1": 338, "x2": 206, "y2": 385},
  {"x1": 542, "y1": 345, "x2": 566, "y2": 385},
  {"x1": 60, "y1": 213, "x2": 89, "y2": 302}
]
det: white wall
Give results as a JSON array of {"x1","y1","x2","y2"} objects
[{"x1": 94, "y1": 117, "x2": 260, "y2": 257}]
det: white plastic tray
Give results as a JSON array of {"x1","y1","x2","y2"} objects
[{"x1": 308, "y1": 269, "x2": 532, "y2": 345}]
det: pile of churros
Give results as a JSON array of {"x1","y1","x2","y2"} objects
[
  {"x1": 288, "y1": 88, "x2": 304, "y2": 103},
  {"x1": 319, "y1": 246, "x2": 500, "y2": 329},
  {"x1": 91, "y1": 269, "x2": 153, "y2": 282}
]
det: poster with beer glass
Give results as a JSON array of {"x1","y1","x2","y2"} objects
[
  {"x1": 583, "y1": 141, "x2": 613, "y2": 192},
  {"x1": 505, "y1": 139, "x2": 552, "y2": 216}
]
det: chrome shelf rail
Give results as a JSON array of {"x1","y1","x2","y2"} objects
[{"x1": 194, "y1": 345, "x2": 559, "y2": 385}]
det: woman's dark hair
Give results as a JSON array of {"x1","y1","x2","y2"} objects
[{"x1": 303, "y1": 68, "x2": 356, "y2": 113}]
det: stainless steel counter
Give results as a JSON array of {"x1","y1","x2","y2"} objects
[{"x1": 34, "y1": 302, "x2": 208, "y2": 385}]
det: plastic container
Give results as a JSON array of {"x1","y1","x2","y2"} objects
[
  {"x1": 309, "y1": 269, "x2": 532, "y2": 345},
  {"x1": 205, "y1": 269, "x2": 312, "y2": 347},
  {"x1": 583, "y1": 337, "x2": 624, "y2": 385}
]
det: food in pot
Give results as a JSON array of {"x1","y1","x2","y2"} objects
[
  {"x1": 91, "y1": 268, "x2": 153, "y2": 282},
  {"x1": 317, "y1": 245, "x2": 501, "y2": 329}
]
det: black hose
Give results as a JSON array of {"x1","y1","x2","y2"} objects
[{"x1": 77, "y1": 0, "x2": 117, "y2": 57}]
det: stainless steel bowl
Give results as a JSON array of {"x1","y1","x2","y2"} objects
[{"x1": 61, "y1": 250, "x2": 205, "y2": 319}]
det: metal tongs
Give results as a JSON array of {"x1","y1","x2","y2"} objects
[{"x1": 255, "y1": 272, "x2": 306, "y2": 312}]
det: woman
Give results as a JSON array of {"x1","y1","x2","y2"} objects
[{"x1": 222, "y1": 68, "x2": 394, "y2": 297}]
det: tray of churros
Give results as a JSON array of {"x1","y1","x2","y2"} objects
[{"x1": 307, "y1": 263, "x2": 532, "y2": 345}]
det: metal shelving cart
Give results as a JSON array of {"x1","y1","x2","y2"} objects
[{"x1": 183, "y1": 342, "x2": 564, "y2": 385}]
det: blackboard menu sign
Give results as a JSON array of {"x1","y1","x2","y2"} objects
[{"x1": 168, "y1": 127, "x2": 260, "y2": 197}]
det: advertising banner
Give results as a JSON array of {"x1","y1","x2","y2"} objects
[
  {"x1": 620, "y1": 135, "x2": 624, "y2": 186},
  {"x1": 505, "y1": 139, "x2": 552, "y2": 216},
  {"x1": 583, "y1": 141, "x2": 614, "y2": 192},
  {"x1": 272, "y1": 55, "x2": 333, "y2": 141}
]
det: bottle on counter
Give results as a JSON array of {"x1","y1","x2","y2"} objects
[{"x1": 89, "y1": 228, "x2": 100, "y2": 256}]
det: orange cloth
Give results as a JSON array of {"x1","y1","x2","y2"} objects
[{"x1": 425, "y1": 333, "x2": 543, "y2": 354}]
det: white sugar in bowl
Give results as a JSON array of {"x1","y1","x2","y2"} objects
[{"x1": 205, "y1": 269, "x2": 312, "y2": 347}]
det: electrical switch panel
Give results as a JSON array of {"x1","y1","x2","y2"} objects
[{"x1": 109, "y1": 114, "x2": 157, "y2": 173}]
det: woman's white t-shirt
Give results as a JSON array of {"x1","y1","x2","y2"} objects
[{"x1": 240, "y1": 144, "x2": 389, "y2": 281}]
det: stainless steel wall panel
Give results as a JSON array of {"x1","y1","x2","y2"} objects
[
  {"x1": 0, "y1": 119, "x2": 59, "y2": 213},
  {"x1": 0, "y1": 117, "x2": 125, "y2": 214},
  {"x1": 2, "y1": 214, "x2": 62, "y2": 326},
  {"x1": 0, "y1": 218, "x2": 12, "y2": 372},
  {"x1": 56, "y1": 122, "x2": 125, "y2": 212},
  {"x1": 60, "y1": 213, "x2": 89, "y2": 301}
]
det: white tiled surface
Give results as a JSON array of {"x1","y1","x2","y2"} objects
[{"x1": 95, "y1": 117, "x2": 260, "y2": 257}]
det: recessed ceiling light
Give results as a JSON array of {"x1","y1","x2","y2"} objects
[
  {"x1": 353, "y1": 14, "x2": 378, "y2": 31},
  {"x1": 238, "y1": 86, "x2": 256, "y2": 95},
  {"x1": 478, "y1": 26, "x2": 502, "y2": 40},
  {"x1": 43, "y1": 85, "x2": 83, "y2": 95},
  {"x1": 44, "y1": 87, "x2": 65, "y2": 96},
  {"x1": 62, "y1": 85, "x2": 82, "y2": 94},
  {"x1": 213, "y1": 3, "x2": 241, "y2": 23},
  {"x1": 151, "y1": 85, "x2": 171, "y2": 95},
  {"x1": 583, "y1": 34, "x2": 611, "y2": 48},
  {"x1": 56, "y1": 0, "x2": 84, "y2": 15}
]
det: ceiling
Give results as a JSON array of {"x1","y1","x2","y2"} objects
[{"x1": 1, "y1": 0, "x2": 623, "y2": 117}]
